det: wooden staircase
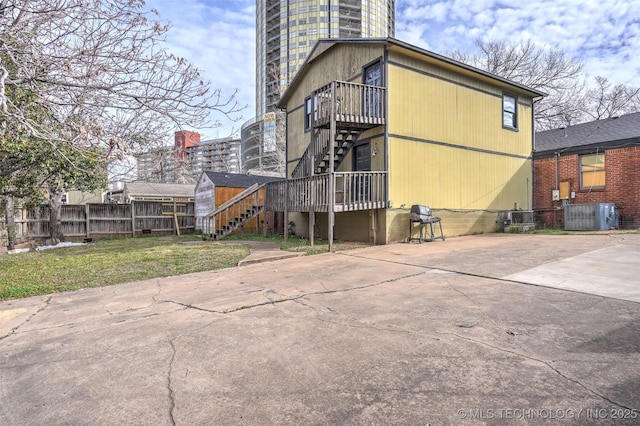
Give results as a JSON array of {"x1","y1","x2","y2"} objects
[
  {"x1": 202, "y1": 184, "x2": 265, "y2": 240},
  {"x1": 315, "y1": 129, "x2": 360, "y2": 174},
  {"x1": 292, "y1": 128, "x2": 361, "y2": 179}
]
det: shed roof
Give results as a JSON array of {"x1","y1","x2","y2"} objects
[
  {"x1": 535, "y1": 112, "x2": 640, "y2": 155},
  {"x1": 278, "y1": 37, "x2": 546, "y2": 108},
  {"x1": 124, "y1": 182, "x2": 195, "y2": 197},
  {"x1": 202, "y1": 171, "x2": 283, "y2": 188}
]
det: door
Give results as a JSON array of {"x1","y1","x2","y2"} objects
[
  {"x1": 363, "y1": 61, "x2": 382, "y2": 118},
  {"x1": 352, "y1": 143, "x2": 371, "y2": 202}
]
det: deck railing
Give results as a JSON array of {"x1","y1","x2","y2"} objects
[
  {"x1": 313, "y1": 81, "x2": 386, "y2": 129},
  {"x1": 265, "y1": 171, "x2": 387, "y2": 213}
]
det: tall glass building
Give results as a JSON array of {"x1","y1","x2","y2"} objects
[{"x1": 255, "y1": 0, "x2": 395, "y2": 116}]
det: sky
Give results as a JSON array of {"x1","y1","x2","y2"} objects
[{"x1": 146, "y1": 0, "x2": 640, "y2": 139}]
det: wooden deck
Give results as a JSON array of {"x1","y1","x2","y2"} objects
[
  {"x1": 312, "y1": 81, "x2": 386, "y2": 130},
  {"x1": 265, "y1": 172, "x2": 387, "y2": 213}
]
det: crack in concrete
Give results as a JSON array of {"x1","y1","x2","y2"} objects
[
  {"x1": 167, "y1": 340, "x2": 177, "y2": 426},
  {"x1": 0, "y1": 296, "x2": 52, "y2": 340},
  {"x1": 295, "y1": 297, "x2": 417, "y2": 334},
  {"x1": 163, "y1": 301, "x2": 223, "y2": 314},
  {"x1": 444, "y1": 332, "x2": 637, "y2": 412},
  {"x1": 287, "y1": 277, "x2": 637, "y2": 413},
  {"x1": 161, "y1": 271, "x2": 427, "y2": 316}
]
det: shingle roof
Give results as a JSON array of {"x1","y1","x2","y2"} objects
[
  {"x1": 124, "y1": 182, "x2": 195, "y2": 197},
  {"x1": 278, "y1": 37, "x2": 546, "y2": 108},
  {"x1": 203, "y1": 171, "x2": 283, "y2": 188},
  {"x1": 535, "y1": 112, "x2": 640, "y2": 154}
]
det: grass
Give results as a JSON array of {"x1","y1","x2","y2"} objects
[
  {"x1": 0, "y1": 233, "x2": 371, "y2": 300},
  {"x1": 0, "y1": 235, "x2": 250, "y2": 300},
  {"x1": 224, "y1": 233, "x2": 371, "y2": 255}
]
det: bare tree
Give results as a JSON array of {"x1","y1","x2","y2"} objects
[
  {"x1": 582, "y1": 76, "x2": 640, "y2": 120},
  {"x1": 450, "y1": 39, "x2": 640, "y2": 130},
  {"x1": 450, "y1": 39, "x2": 586, "y2": 130},
  {"x1": 0, "y1": 0, "x2": 244, "y2": 239}
]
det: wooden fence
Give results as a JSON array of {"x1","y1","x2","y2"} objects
[{"x1": 10, "y1": 201, "x2": 195, "y2": 240}]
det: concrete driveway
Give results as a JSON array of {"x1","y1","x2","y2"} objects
[{"x1": 1, "y1": 233, "x2": 639, "y2": 425}]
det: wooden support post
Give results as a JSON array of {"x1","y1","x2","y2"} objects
[
  {"x1": 309, "y1": 187, "x2": 315, "y2": 247},
  {"x1": 131, "y1": 201, "x2": 136, "y2": 237},
  {"x1": 328, "y1": 81, "x2": 336, "y2": 253},
  {"x1": 173, "y1": 201, "x2": 180, "y2": 235},
  {"x1": 284, "y1": 181, "x2": 289, "y2": 243},
  {"x1": 85, "y1": 204, "x2": 90, "y2": 238}
]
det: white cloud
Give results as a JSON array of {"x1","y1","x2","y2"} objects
[
  {"x1": 148, "y1": 0, "x2": 256, "y2": 138},
  {"x1": 146, "y1": 0, "x2": 640, "y2": 135},
  {"x1": 399, "y1": 0, "x2": 640, "y2": 87}
]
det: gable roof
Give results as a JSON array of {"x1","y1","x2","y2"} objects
[
  {"x1": 278, "y1": 37, "x2": 546, "y2": 108},
  {"x1": 124, "y1": 182, "x2": 195, "y2": 197},
  {"x1": 202, "y1": 171, "x2": 283, "y2": 188},
  {"x1": 535, "y1": 112, "x2": 640, "y2": 155}
]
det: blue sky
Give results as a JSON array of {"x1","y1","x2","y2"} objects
[{"x1": 147, "y1": 0, "x2": 640, "y2": 138}]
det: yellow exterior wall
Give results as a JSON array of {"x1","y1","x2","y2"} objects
[
  {"x1": 285, "y1": 43, "x2": 386, "y2": 177},
  {"x1": 387, "y1": 208, "x2": 505, "y2": 244},
  {"x1": 383, "y1": 48, "x2": 535, "y2": 241},
  {"x1": 282, "y1": 41, "x2": 539, "y2": 244},
  {"x1": 387, "y1": 140, "x2": 532, "y2": 210},
  {"x1": 290, "y1": 209, "x2": 386, "y2": 244}
]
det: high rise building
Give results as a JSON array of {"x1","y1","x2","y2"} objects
[
  {"x1": 255, "y1": 0, "x2": 395, "y2": 116},
  {"x1": 136, "y1": 131, "x2": 242, "y2": 184}
]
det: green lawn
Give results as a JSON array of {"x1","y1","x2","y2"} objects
[
  {"x1": 0, "y1": 235, "x2": 250, "y2": 300},
  {"x1": 0, "y1": 233, "x2": 369, "y2": 300}
]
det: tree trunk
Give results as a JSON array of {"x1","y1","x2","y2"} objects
[
  {"x1": 4, "y1": 197, "x2": 16, "y2": 251},
  {"x1": 49, "y1": 184, "x2": 66, "y2": 242}
]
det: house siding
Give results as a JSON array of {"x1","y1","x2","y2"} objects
[
  {"x1": 281, "y1": 39, "x2": 540, "y2": 244},
  {"x1": 385, "y1": 49, "x2": 535, "y2": 240},
  {"x1": 194, "y1": 174, "x2": 215, "y2": 230},
  {"x1": 533, "y1": 146, "x2": 640, "y2": 229},
  {"x1": 285, "y1": 43, "x2": 386, "y2": 177}
]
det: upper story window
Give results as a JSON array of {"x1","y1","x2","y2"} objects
[
  {"x1": 502, "y1": 93, "x2": 518, "y2": 130},
  {"x1": 304, "y1": 96, "x2": 312, "y2": 131},
  {"x1": 580, "y1": 153, "x2": 605, "y2": 189}
]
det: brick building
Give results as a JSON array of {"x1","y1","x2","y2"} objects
[{"x1": 533, "y1": 112, "x2": 640, "y2": 229}]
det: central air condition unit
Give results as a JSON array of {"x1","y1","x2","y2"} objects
[
  {"x1": 497, "y1": 210, "x2": 534, "y2": 226},
  {"x1": 564, "y1": 203, "x2": 618, "y2": 231}
]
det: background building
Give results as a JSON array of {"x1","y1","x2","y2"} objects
[
  {"x1": 136, "y1": 131, "x2": 242, "y2": 184},
  {"x1": 256, "y1": 0, "x2": 396, "y2": 116},
  {"x1": 241, "y1": 114, "x2": 284, "y2": 175},
  {"x1": 245, "y1": 0, "x2": 396, "y2": 176},
  {"x1": 188, "y1": 137, "x2": 241, "y2": 175},
  {"x1": 533, "y1": 112, "x2": 640, "y2": 229}
]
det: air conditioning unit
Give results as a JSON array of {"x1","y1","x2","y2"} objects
[
  {"x1": 564, "y1": 203, "x2": 618, "y2": 231},
  {"x1": 497, "y1": 210, "x2": 534, "y2": 226}
]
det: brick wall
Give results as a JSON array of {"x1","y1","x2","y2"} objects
[{"x1": 533, "y1": 146, "x2": 640, "y2": 228}]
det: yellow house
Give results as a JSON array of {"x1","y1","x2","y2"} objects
[{"x1": 268, "y1": 38, "x2": 545, "y2": 246}]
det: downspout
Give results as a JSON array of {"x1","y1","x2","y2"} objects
[
  {"x1": 383, "y1": 45, "x2": 389, "y2": 244},
  {"x1": 554, "y1": 151, "x2": 560, "y2": 228},
  {"x1": 284, "y1": 107, "x2": 289, "y2": 243},
  {"x1": 555, "y1": 152, "x2": 559, "y2": 191}
]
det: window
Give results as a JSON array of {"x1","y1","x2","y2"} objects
[
  {"x1": 304, "y1": 96, "x2": 312, "y2": 131},
  {"x1": 580, "y1": 153, "x2": 605, "y2": 189},
  {"x1": 502, "y1": 93, "x2": 518, "y2": 130}
]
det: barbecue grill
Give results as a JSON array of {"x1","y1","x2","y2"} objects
[{"x1": 408, "y1": 205, "x2": 444, "y2": 243}]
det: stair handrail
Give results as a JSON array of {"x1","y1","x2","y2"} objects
[
  {"x1": 203, "y1": 183, "x2": 265, "y2": 237},
  {"x1": 204, "y1": 183, "x2": 263, "y2": 219}
]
